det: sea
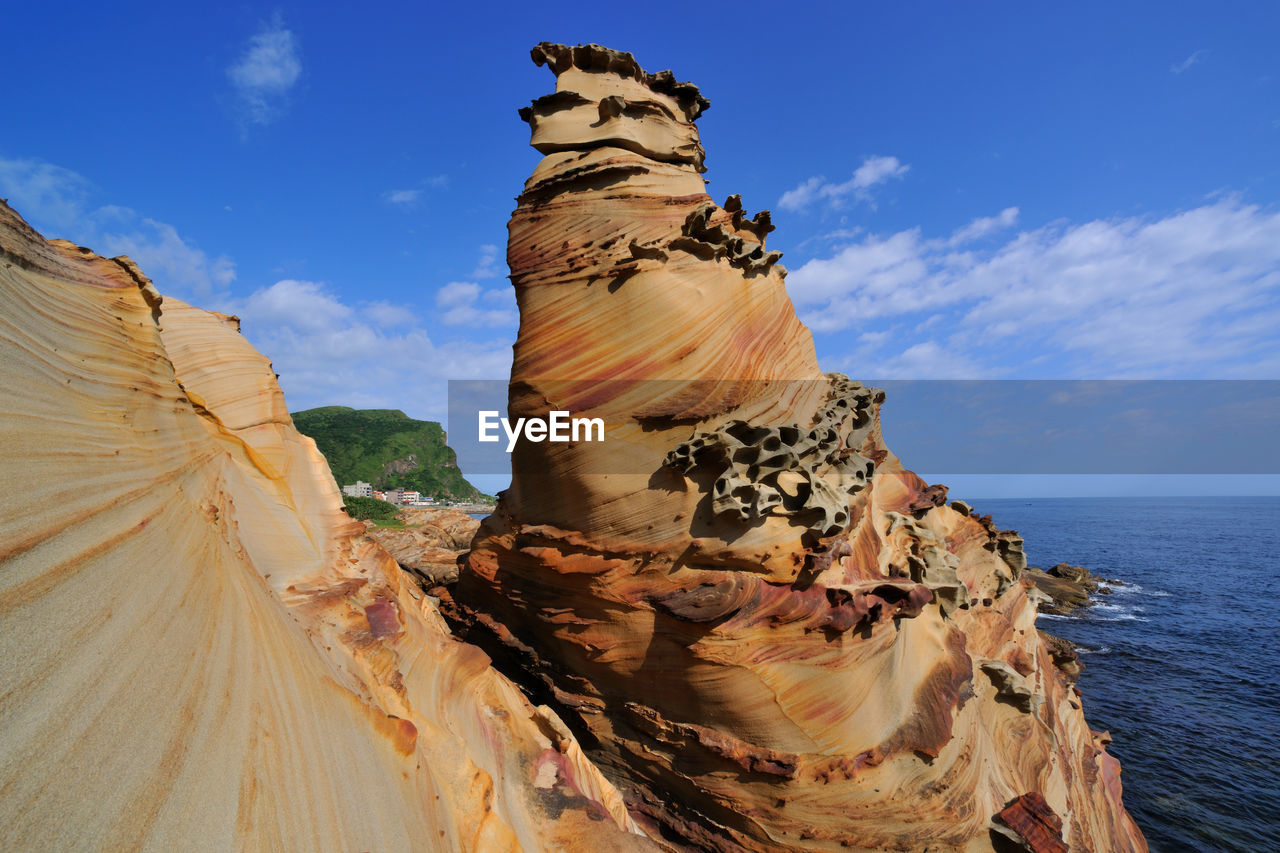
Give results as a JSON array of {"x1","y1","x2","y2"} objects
[{"x1": 980, "y1": 497, "x2": 1280, "y2": 853}]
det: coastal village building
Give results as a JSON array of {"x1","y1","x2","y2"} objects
[
  {"x1": 341, "y1": 481, "x2": 372, "y2": 498},
  {"x1": 341, "y1": 484, "x2": 437, "y2": 506}
]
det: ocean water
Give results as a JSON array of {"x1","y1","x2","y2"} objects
[{"x1": 978, "y1": 497, "x2": 1280, "y2": 853}]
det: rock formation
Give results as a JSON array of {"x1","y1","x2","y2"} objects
[
  {"x1": 454, "y1": 43, "x2": 1149, "y2": 852},
  {"x1": 1022, "y1": 563, "x2": 1117, "y2": 616},
  {"x1": 369, "y1": 508, "x2": 483, "y2": 585},
  {"x1": 0, "y1": 202, "x2": 653, "y2": 851},
  {"x1": 0, "y1": 41, "x2": 1150, "y2": 853}
]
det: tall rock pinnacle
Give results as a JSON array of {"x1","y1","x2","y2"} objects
[{"x1": 455, "y1": 43, "x2": 1149, "y2": 852}]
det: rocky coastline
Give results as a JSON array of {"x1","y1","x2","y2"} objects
[
  {"x1": 1024, "y1": 562, "x2": 1126, "y2": 616},
  {"x1": 1024, "y1": 562, "x2": 1129, "y2": 689}
]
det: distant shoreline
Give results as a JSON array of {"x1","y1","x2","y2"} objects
[{"x1": 440, "y1": 503, "x2": 495, "y2": 515}]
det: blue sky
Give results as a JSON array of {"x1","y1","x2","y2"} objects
[{"x1": 5, "y1": 3, "x2": 1279, "y2": 496}]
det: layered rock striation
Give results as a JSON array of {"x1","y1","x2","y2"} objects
[
  {"x1": 0, "y1": 202, "x2": 653, "y2": 851},
  {"x1": 455, "y1": 43, "x2": 1149, "y2": 852}
]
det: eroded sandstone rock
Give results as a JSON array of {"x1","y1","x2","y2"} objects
[
  {"x1": 1038, "y1": 630, "x2": 1086, "y2": 685},
  {"x1": 992, "y1": 791, "x2": 1071, "y2": 853},
  {"x1": 367, "y1": 508, "x2": 482, "y2": 585},
  {"x1": 455, "y1": 43, "x2": 1149, "y2": 853},
  {"x1": 0, "y1": 202, "x2": 652, "y2": 851}
]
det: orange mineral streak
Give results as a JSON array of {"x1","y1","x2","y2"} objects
[
  {"x1": 0, "y1": 201, "x2": 652, "y2": 851},
  {"x1": 458, "y1": 43, "x2": 1150, "y2": 852}
]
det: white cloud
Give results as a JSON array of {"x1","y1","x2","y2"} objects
[
  {"x1": 382, "y1": 176, "x2": 449, "y2": 209},
  {"x1": 471, "y1": 244, "x2": 501, "y2": 279},
  {"x1": 778, "y1": 177, "x2": 825, "y2": 212},
  {"x1": 0, "y1": 157, "x2": 93, "y2": 229},
  {"x1": 857, "y1": 341, "x2": 986, "y2": 379},
  {"x1": 945, "y1": 206, "x2": 1019, "y2": 246},
  {"x1": 1171, "y1": 49, "x2": 1206, "y2": 74},
  {"x1": 227, "y1": 16, "x2": 301, "y2": 127},
  {"x1": 235, "y1": 279, "x2": 513, "y2": 420},
  {"x1": 383, "y1": 189, "x2": 421, "y2": 206},
  {"x1": 362, "y1": 300, "x2": 416, "y2": 328},
  {"x1": 434, "y1": 280, "x2": 517, "y2": 328},
  {"x1": 436, "y1": 281, "x2": 480, "y2": 309},
  {"x1": 850, "y1": 156, "x2": 911, "y2": 189},
  {"x1": 0, "y1": 156, "x2": 236, "y2": 305},
  {"x1": 779, "y1": 156, "x2": 910, "y2": 212},
  {"x1": 242, "y1": 280, "x2": 347, "y2": 332},
  {"x1": 790, "y1": 198, "x2": 1280, "y2": 377},
  {"x1": 101, "y1": 219, "x2": 236, "y2": 303}
]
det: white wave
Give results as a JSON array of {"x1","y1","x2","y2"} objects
[
  {"x1": 1081, "y1": 601, "x2": 1149, "y2": 622},
  {"x1": 1104, "y1": 581, "x2": 1170, "y2": 598},
  {"x1": 1086, "y1": 610, "x2": 1149, "y2": 623},
  {"x1": 1091, "y1": 602, "x2": 1127, "y2": 612}
]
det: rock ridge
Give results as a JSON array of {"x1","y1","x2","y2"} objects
[{"x1": 0, "y1": 200, "x2": 654, "y2": 851}]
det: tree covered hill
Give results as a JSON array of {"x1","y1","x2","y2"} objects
[{"x1": 291, "y1": 406, "x2": 487, "y2": 501}]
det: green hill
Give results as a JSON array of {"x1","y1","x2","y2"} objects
[{"x1": 291, "y1": 406, "x2": 487, "y2": 501}]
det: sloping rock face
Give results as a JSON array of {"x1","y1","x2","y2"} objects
[
  {"x1": 0, "y1": 202, "x2": 653, "y2": 851},
  {"x1": 456, "y1": 43, "x2": 1148, "y2": 852}
]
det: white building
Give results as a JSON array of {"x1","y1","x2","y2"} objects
[{"x1": 341, "y1": 481, "x2": 372, "y2": 498}]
